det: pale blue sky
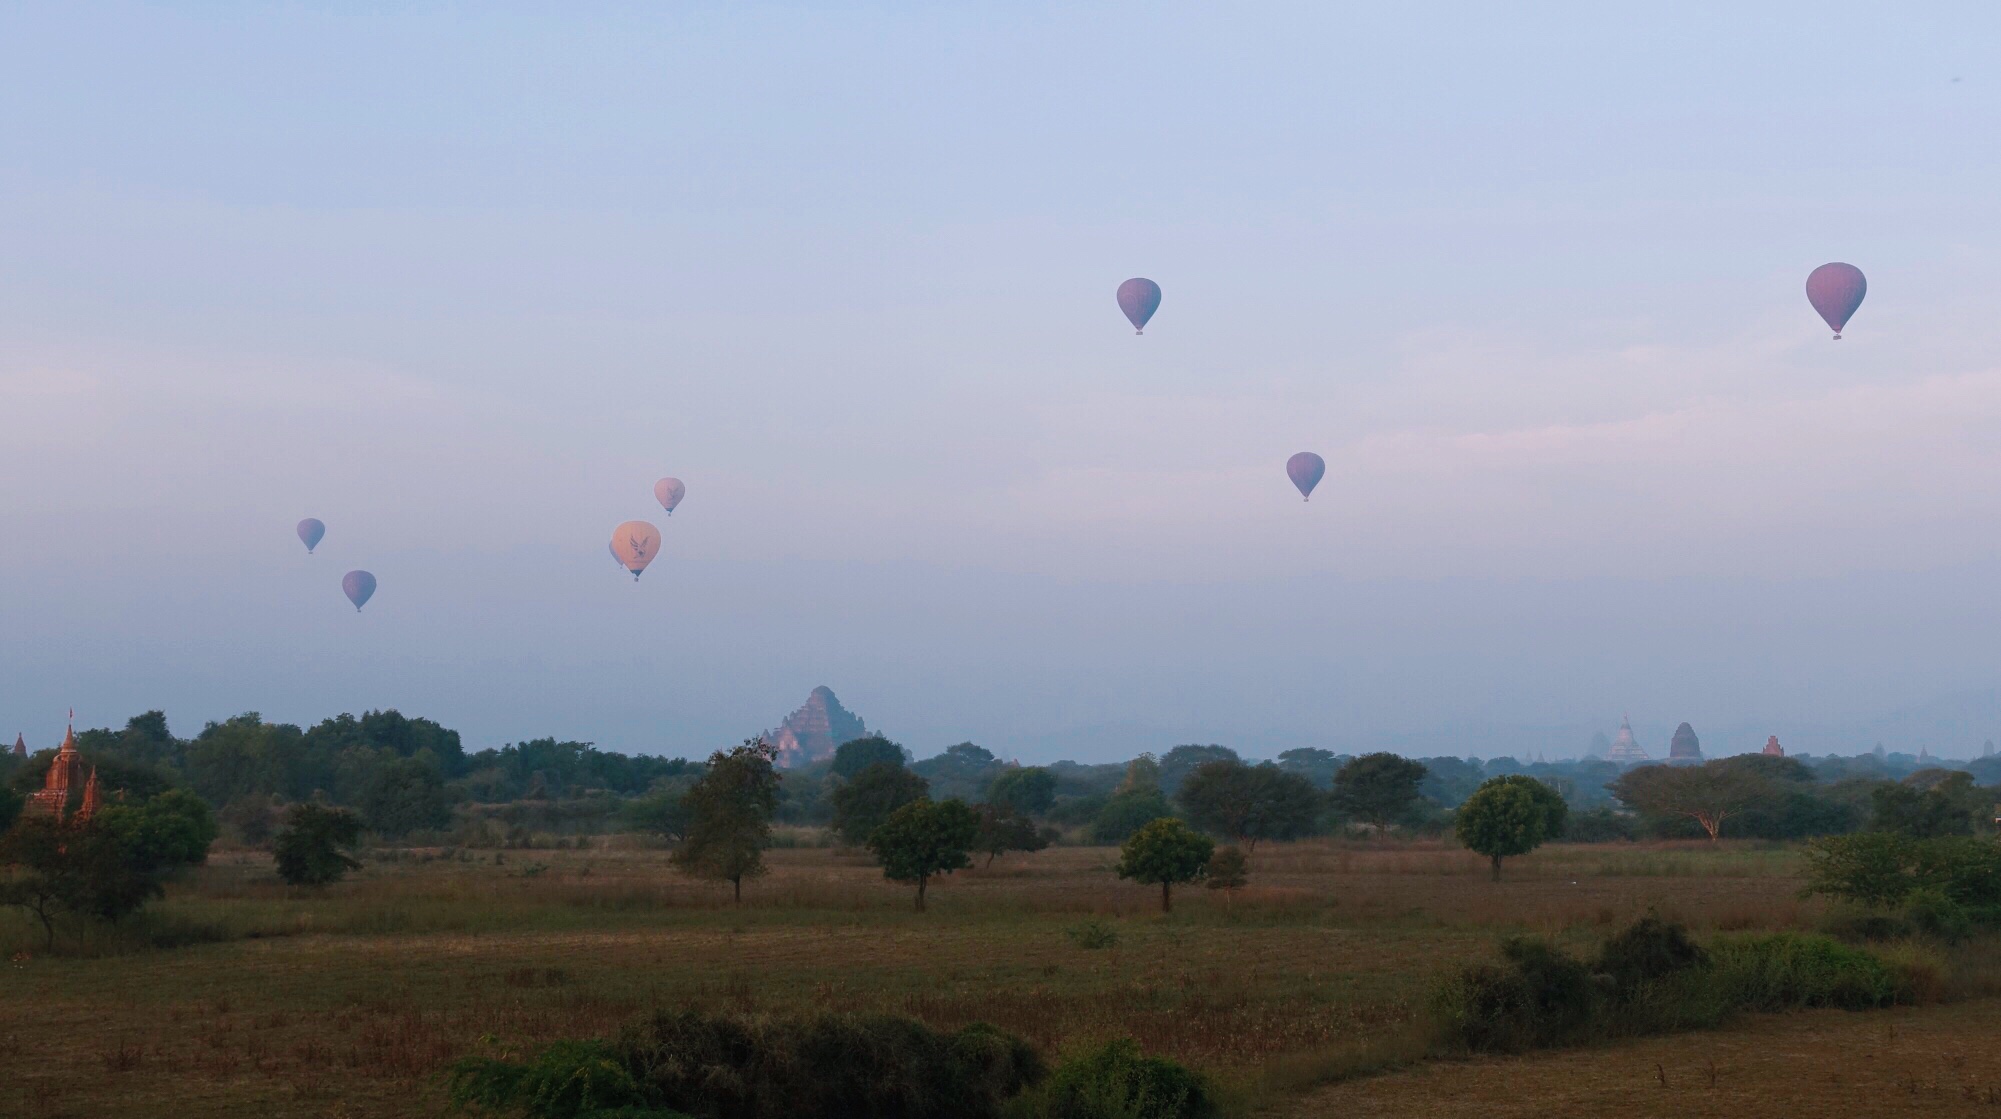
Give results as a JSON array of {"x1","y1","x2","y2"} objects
[{"x1": 5, "y1": 3, "x2": 2001, "y2": 760}]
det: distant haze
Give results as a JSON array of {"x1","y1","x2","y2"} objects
[{"x1": 5, "y1": 4, "x2": 2001, "y2": 761}]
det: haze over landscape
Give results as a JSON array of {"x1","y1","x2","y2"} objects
[{"x1": 7, "y1": 3, "x2": 2001, "y2": 759}]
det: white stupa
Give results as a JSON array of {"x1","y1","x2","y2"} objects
[{"x1": 1604, "y1": 714, "x2": 1650, "y2": 763}]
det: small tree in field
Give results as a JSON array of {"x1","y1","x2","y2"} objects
[
  {"x1": 831, "y1": 762, "x2": 929, "y2": 846},
  {"x1": 273, "y1": 803, "x2": 364, "y2": 887},
  {"x1": 1204, "y1": 845, "x2": 1248, "y2": 905},
  {"x1": 1330, "y1": 753, "x2": 1429, "y2": 834},
  {"x1": 1609, "y1": 761, "x2": 1767, "y2": 842},
  {"x1": 1116, "y1": 818, "x2": 1214, "y2": 913},
  {"x1": 867, "y1": 798, "x2": 980, "y2": 911},
  {"x1": 1455, "y1": 775, "x2": 1568, "y2": 880},
  {"x1": 673, "y1": 738, "x2": 781, "y2": 903},
  {"x1": 974, "y1": 804, "x2": 1049, "y2": 867}
]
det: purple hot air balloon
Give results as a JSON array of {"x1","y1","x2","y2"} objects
[
  {"x1": 342, "y1": 570, "x2": 376, "y2": 612},
  {"x1": 1286, "y1": 452, "x2": 1325, "y2": 501},
  {"x1": 1806, "y1": 263, "x2": 1867, "y2": 339},
  {"x1": 654, "y1": 477, "x2": 686, "y2": 515},
  {"x1": 1117, "y1": 277, "x2": 1161, "y2": 334},
  {"x1": 297, "y1": 518, "x2": 325, "y2": 554}
]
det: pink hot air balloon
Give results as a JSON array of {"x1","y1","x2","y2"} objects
[
  {"x1": 1286, "y1": 452, "x2": 1325, "y2": 501},
  {"x1": 297, "y1": 518, "x2": 325, "y2": 554},
  {"x1": 610, "y1": 520, "x2": 661, "y2": 582},
  {"x1": 1117, "y1": 278, "x2": 1161, "y2": 334},
  {"x1": 1806, "y1": 263, "x2": 1867, "y2": 339},
  {"x1": 654, "y1": 477, "x2": 686, "y2": 515},
  {"x1": 342, "y1": 570, "x2": 376, "y2": 612}
]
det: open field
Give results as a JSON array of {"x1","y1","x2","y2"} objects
[
  {"x1": 0, "y1": 838, "x2": 1960, "y2": 1118},
  {"x1": 1291, "y1": 999, "x2": 2001, "y2": 1118}
]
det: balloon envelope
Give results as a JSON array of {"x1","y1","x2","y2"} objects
[
  {"x1": 342, "y1": 570, "x2": 376, "y2": 612},
  {"x1": 1806, "y1": 263, "x2": 1866, "y2": 338},
  {"x1": 1117, "y1": 277, "x2": 1161, "y2": 334},
  {"x1": 297, "y1": 518, "x2": 325, "y2": 554},
  {"x1": 1287, "y1": 452, "x2": 1326, "y2": 501},
  {"x1": 654, "y1": 477, "x2": 685, "y2": 514},
  {"x1": 611, "y1": 520, "x2": 661, "y2": 581}
]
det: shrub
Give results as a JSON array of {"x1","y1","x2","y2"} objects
[
  {"x1": 1706, "y1": 933, "x2": 1897, "y2": 1011},
  {"x1": 1066, "y1": 919, "x2": 1120, "y2": 950},
  {"x1": 1038, "y1": 1039, "x2": 1219, "y2": 1119},
  {"x1": 618, "y1": 1010, "x2": 1041, "y2": 1119},
  {"x1": 1432, "y1": 936, "x2": 1596, "y2": 1053},
  {"x1": 448, "y1": 1039, "x2": 663, "y2": 1119},
  {"x1": 1594, "y1": 913, "x2": 1707, "y2": 999},
  {"x1": 1901, "y1": 887, "x2": 1974, "y2": 942},
  {"x1": 1818, "y1": 910, "x2": 1912, "y2": 943},
  {"x1": 1562, "y1": 807, "x2": 1638, "y2": 843}
]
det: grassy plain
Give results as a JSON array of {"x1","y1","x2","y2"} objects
[{"x1": 0, "y1": 837, "x2": 1964, "y2": 1118}]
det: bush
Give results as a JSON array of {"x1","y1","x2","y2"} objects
[
  {"x1": 1818, "y1": 910, "x2": 1912, "y2": 943},
  {"x1": 1066, "y1": 919, "x2": 1120, "y2": 950},
  {"x1": 448, "y1": 1039, "x2": 667, "y2": 1119},
  {"x1": 1562, "y1": 807, "x2": 1638, "y2": 843},
  {"x1": 1432, "y1": 936, "x2": 1596, "y2": 1053},
  {"x1": 1594, "y1": 913, "x2": 1707, "y2": 999},
  {"x1": 1901, "y1": 887, "x2": 1974, "y2": 942},
  {"x1": 617, "y1": 1010, "x2": 1041, "y2": 1119},
  {"x1": 1706, "y1": 933, "x2": 1897, "y2": 1012},
  {"x1": 1038, "y1": 1039, "x2": 1219, "y2": 1119}
]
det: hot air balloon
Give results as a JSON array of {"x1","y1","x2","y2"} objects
[
  {"x1": 1117, "y1": 278, "x2": 1161, "y2": 334},
  {"x1": 297, "y1": 518, "x2": 325, "y2": 554},
  {"x1": 654, "y1": 477, "x2": 686, "y2": 515},
  {"x1": 1287, "y1": 452, "x2": 1325, "y2": 501},
  {"x1": 1806, "y1": 263, "x2": 1867, "y2": 339},
  {"x1": 610, "y1": 541, "x2": 623, "y2": 566},
  {"x1": 342, "y1": 570, "x2": 376, "y2": 612},
  {"x1": 610, "y1": 521, "x2": 661, "y2": 581}
]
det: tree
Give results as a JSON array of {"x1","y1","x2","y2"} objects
[
  {"x1": 974, "y1": 805, "x2": 1050, "y2": 867},
  {"x1": 1609, "y1": 761, "x2": 1771, "y2": 842},
  {"x1": 1090, "y1": 788, "x2": 1171, "y2": 843},
  {"x1": 99, "y1": 788, "x2": 218, "y2": 870},
  {"x1": 359, "y1": 757, "x2": 451, "y2": 838},
  {"x1": 1116, "y1": 754, "x2": 1162, "y2": 796},
  {"x1": 672, "y1": 739, "x2": 781, "y2": 903},
  {"x1": 1204, "y1": 845, "x2": 1248, "y2": 902},
  {"x1": 866, "y1": 798, "x2": 979, "y2": 911},
  {"x1": 1157, "y1": 745, "x2": 1241, "y2": 797},
  {"x1": 912, "y1": 742, "x2": 1003, "y2": 800},
  {"x1": 1115, "y1": 817, "x2": 1214, "y2": 913},
  {"x1": 1455, "y1": 775, "x2": 1568, "y2": 880},
  {"x1": 1330, "y1": 753, "x2": 1430, "y2": 833},
  {"x1": 0, "y1": 818, "x2": 155, "y2": 947},
  {"x1": 0, "y1": 783, "x2": 20, "y2": 833},
  {"x1": 830, "y1": 762, "x2": 928, "y2": 846},
  {"x1": 273, "y1": 803, "x2": 365, "y2": 887},
  {"x1": 830, "y1": 735, "x2": 906, "y2": 781},
  {"x1": 1275, "y1": 748, "x2": 1343, "y2": 788},
  {"x1": 1175, "y1": 761, "x2": 1320, "y2": 850},
  {"x1": 1872, "y1": 772, "x2": 1982, "y2": 838},
  {"x1": 621, "y1": 781, "x2": 695, "y2": 841},
  {"x1": 985, "y1": 766, "x2": 1057, "y2": 817}
]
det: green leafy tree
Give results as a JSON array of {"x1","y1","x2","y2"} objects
[
  {"x1": 1275, "y1": 747, "x2": 1344, "y2": 788},
  {"x1": 830, "y1": 734, "x2": 906, "y2": 780},
  {"x1": 1455, "y1": 775, "x2": 1568, "y2": 880},
  {"x1": 1609, "y1": 761, "x2": 1772, "y2": 842},
  {"x1": 1116, "y1": 754, "x2": 1162, "y2": 795},
  {"x1": 672, "y1": 739, "x2": 781, "y2": 903},
  {"x1": 1090, "y1": 788, "x2": 1171, "y2": 843},
  {"x1": 1204, "y1": 845, "x2": 1249, "y2": 902},
  {"x1": 1330, "y1": 753, "x2": 1430, "y2": 833},
  {"x1": 866, "y1": 798, "x2": 980, "y2": 910},
  {"x1": 1872, "y1": 771, "x2": 1982, "y2": 838},
  {"x1": 1175, "y1": 760, "x2": 1320, "y2": 849},
  {"x1": 0, "y1": 818, "x2": 155, "y2": 947},
  {"x1": 621, "y1": 781, "x2": 695, "y2": 840},
  {"x1": 0, "y1": 783, "x2": 21, "y2": 833},
  {"x1": 973, "y1": 805, "x2": 1050, "y2": 867},
  {"x1": 358, "y1": 757, "x2": 451, "y2": 837},
  {"x1": 75, "y1": 711, "x2": 183, "y2": 770},
  {"x1": 273, "y1": 803, "x2": 365, "y2": 887},
  {"x1": 831, "y1": 761, "x2": 929, "y2": 845},
  {"x1": 1157, "y1": 745, "x2": 1240, "y2": 797},
  {"x1": 98, "y1": 788, "x2": 218, "y2": 870},
  {"x1": 1116, "y1": 817, "x2": 1215, "y2": 913},
  {"x1": 985, "y1": 766, "x2": 1057, "y2": 817}
]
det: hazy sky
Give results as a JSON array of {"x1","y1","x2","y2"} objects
[{"x1": 6, "y1": 3, "x2": 2001, "y2": 762}]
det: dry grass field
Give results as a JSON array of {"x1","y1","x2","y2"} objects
[{"x1": 0, "y1": 837, "x2": 1976, "y2": 1119}]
